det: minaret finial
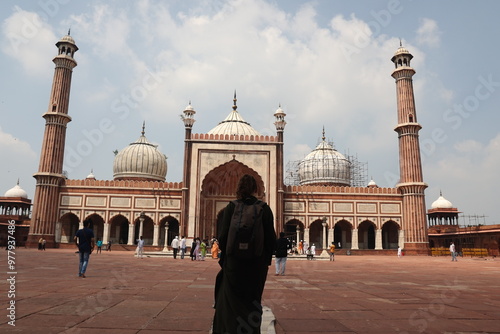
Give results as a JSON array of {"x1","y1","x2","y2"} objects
[
  {"x1": 439, "y1": 189, "x2": 442, "y2": 197},
  {"x1": 322, "y1": 126, "x2": 325, "y2": 141},
  {"x1": 399, "y1": 38, "x2": 402, "y2": 47},
  {"x1": 68, "y1": 28, "x2": 71, "y2": 36},
  {"x1": 141, "y1": 121, "x2": 145, "y2": 136},
  {"x1": 17, "y1": 178, "x2": 20, "y2": 186},
  {"x1": 232, "y1": 90, "x2": 237, "y2": 111}
]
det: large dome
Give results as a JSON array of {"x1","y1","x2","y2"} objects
[
  {"x1": 207, "y1": 95, "x2": 261, "y2": 136},
  {"x1": 4, "y1": 181, "x2": 28, "y2": 198},
  {"x1": 431, "y1": 193, "x2": 453, "y2": 209},
  {"x1": 298, "y1": 133, "x2": 351, "y2": 186},
  {"x1": 113, "y1": 128, "x2": 167, "y2": 181}
]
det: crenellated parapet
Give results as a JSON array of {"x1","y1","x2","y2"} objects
[
  {"x1": 191, "y1": 133, "x2": 277, "y2": 142},
  {"x1": 63, "y1": 179, "x2": 183, "y2": 189},
  {"x1": 284, "y1": 184, "x2": 399, "y2": 195}
]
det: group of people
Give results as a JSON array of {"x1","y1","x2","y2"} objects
[{"x1": 167, "y1": 235, "x2": 220, "y2": 260}]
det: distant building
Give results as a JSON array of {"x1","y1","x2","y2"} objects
[
  {"x1": 428, "y1": 193, "x2": 499, "y2": 257},
  {"x1": 25, "y1": 34, "x2": 430, "y2": 254},
  {"x1": 0, "y1": 181, "x2": 31, "y2": 247}
]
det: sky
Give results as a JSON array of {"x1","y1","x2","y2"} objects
[{"x1": 1, "y1": 0, "x2": 499, "y2": 226}]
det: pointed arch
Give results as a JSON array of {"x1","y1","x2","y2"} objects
[
  {"x1": 60, "y1": 212, "x2": 79, "y2": 243},
  {"x1": 199, "y1": 160, "x2": 265, "y2": 239}
]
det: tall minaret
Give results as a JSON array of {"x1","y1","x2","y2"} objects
[
  {"x1": 27, "y1": 32, "x2": 78, "y2": 248},
  {"x1": 274, "y1": 104, "x2": 286, "y2": 234},
  {"x1": 181, "y1": 101, "x2": 196, "y2": 238},
  {"x1": 391, "y1": 43, "x2": 429, "y2": 255}
]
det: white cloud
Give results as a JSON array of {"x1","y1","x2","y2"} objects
[
  {"x1": 0, "y1": 126, "x2": 37, "y2": 195},
  {"x1": 416, "y1": 18, "x2": 441, "y2": 48},
  {"x1": 1, "y1": 6, "x2": 57, "y2": 76}
]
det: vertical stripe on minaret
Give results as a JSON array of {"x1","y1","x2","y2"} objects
[
  {"x1": 27, "y1": 33, "x2": 78, "y2": 248},
  {"x1": 391, "y1": 44, "x2": 429, "y2": 255}
]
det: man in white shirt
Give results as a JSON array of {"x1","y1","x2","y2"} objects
[
  {"x1": 171, "y1": 236, "x2": 180, "y2": 259},
  {"x1": 450, "y1": 242, "x2": 457, "y2": 261},
  {"x1": 180, "y1": 236, "x2": 187, "y2": 259},
  {"x1": 136, "y1": 236, "x2": 145, "y2": 259}
]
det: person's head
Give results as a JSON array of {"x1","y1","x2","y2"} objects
[
  {"x1": 236, "y1": 174, "x2": 257, "y2": 200},
  {"x1": 83, "y1": 218, "x2": 92, "y2": 228},
  {"x1": 280, "y1": 232, "x2": 285, "y2": 238}
]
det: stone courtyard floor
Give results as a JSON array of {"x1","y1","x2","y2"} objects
[{"x1": 1, "y1": 248, "x2": 499, "y2": 333}]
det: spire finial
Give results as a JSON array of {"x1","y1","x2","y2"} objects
[
  {"x1": 17, "y1": 178, "x2": 20, "y2": 186},
  {"x1": 399, "y1": 38, "x2": 402, "y2": 47},
  {"x1": 68, "y1": 28, "x2": 71, "y2": 36},
  {"x1": 141, "y1": 121, "x2": 145, "y2": 136},
  {"x1": 232, "y1": 90, "x2": 237, "y2": 111},
  {"x1": 322, "y1": 126, "x2": 326, "y2": 141},
  {"x1": 439, "y1": 189, "x2": 442, "y2": 197}
]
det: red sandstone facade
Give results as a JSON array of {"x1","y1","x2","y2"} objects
[{"x1": 27, "y1": 35, "x2": 429, "y2": 254}]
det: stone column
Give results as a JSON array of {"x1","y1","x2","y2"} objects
[
  {"x1": 375, "y1": 228, "x2": 382, "y2": 250},
  {"x1": 138, "y1": 212, "x2": 145, "y2": 239},
  {"x1": 163, "y1": 223, "x2": 170, "y2": 252},
  {"x1": 152, "y1": 224, "x2": 159, "y2": 246},
  {"x1": 351, "y1": 228, "x2": 359, "y2": 250},
  {"x1": 296, "y1": 224, "x2": 300, "y2": 244},
  {"x1": 398, "y1": 229, "x2": 405, "y2": 250},
  {"x1": 103, "y1": 222, "x2": 110, "y2": 245},
  {"x1": 304, "y1": 228, "x2": 310, "y2": 246},
  {"x1": 320, "y1": 218, "x2": 329, "y2": 257},
  {"x1": 127, "y1": 223, "x2": 135, "y2": 245},
  {"x1": 55, "y1": 222, "x2": 62, "y2": 243}
]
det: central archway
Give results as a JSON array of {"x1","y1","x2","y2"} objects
[{"x1": 199, "y1": 160, "x2": 264, "y2": 239}]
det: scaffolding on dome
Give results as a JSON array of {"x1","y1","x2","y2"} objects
[{"x1": 285, "y1": 153, "x2": 368, "y2": 187}]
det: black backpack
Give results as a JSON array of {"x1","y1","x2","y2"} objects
[{"x1": 226, "y1": 199, "x2": 265, "y2": 259}]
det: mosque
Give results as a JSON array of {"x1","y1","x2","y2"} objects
[{"x1": 15, "y1": 33, "x2": 433, "y2": 254}]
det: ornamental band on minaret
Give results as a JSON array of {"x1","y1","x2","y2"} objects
[
  {"x1": 391, "y1": 43, "x2": 429, "y2": 255},
  {"x1": 27, "y1": 32, "x2": 78, "y2": 248}
]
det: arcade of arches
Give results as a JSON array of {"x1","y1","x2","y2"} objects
[
  {"x1": 58, "y1": 212, "x2": 180, "y2": 247},
  {"x1": 283, "y1": 219, "x2": 401, "y2": 250}
]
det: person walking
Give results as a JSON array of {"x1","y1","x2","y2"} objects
[
  {"x1": 450, "y1": 242, "x2": 457, "y2": 261},
  {"x1": 213, "y1": 174, "x2": 276, "y2": 334},
  {"x1": 275, "y1": 232, "x2": 289, "y2": 276},
  {"x1": 171, "y1": 236, "x2": 180, "y2": 259},
  {"x1": 96, "y1": 238, "x2": 103, "y2": 254},
  {"x1": 329, "y1": 241, "x2": 336, "y2": 261},
  {"x1": 74, "y1": 218, "x2": 95, "y2": 278},
  {"x1": 136, "y1": 236, "x2": 145, "y2": 259},
  {"x1": 397, "y1": 246, "x2": 402, "y2": 258},
  {"x1": 180, "y1": 236, "x2": 187, "y2": 259}
]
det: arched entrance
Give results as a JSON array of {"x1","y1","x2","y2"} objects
[
  {"x1": 358, "y1": 220, "x2": 376, "y2": 249},
  {"x1": 382, "y1": 220, "x2": 399, "y2": 249},
  {"x1": 109, "y1": 214, "x2": 129, "y2": 244},
  {"x1": 60, "y1": 213, "x2": 79, "y2": 243},
  {"x1": 284, "y1": 219, "x2": 303, "y2": 244},
  {"x1": 334, "y1": 220, "x2": 352, "y2": 249},
  {"x1": 309, "y1": 219, "x2": 324, "y2": 249},
  {"x1": 85, "y1": 213, "x2": 105, "y2": 242},
  {"x1": 134, "y1": 215, "x2": 154, "y2": 245},
  {"x1": 200, "y1": 160, "x2": 264, "y2": 240},
  {"x1": 159, "y1": 216, "x2": 180, "y2": 246}
]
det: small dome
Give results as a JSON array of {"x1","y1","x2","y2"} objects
[
  {"x1": 274, "y1": 105, "x2": 286, "y2": 116},
  {"x1": 431, "y1": 193, "x2": 453, "y2": 209},
  {"x1": 59, "y1": 34, "x2": 76, "y2": 45},
  {"x1": 113, "y1": 127, "x2": 167, "y2": 181},
  {"x1": 298, "y1": 132, "x2": 351, "y2": 186},
  {"x1": 368, "y1": 179, "x2": 377, "y2": 187},
  {"x1": 4, "y1": 182, "x2": 28, "y2": 198},
  {"x1": 394, "y1": 45, "x2": 410, "y2": 56},
  {"x1": 86, "y1": 170, "x2": 95, "y2": 179},
  {"x1": 207, "y1": 96, "x2": 261, "y2": 136}
]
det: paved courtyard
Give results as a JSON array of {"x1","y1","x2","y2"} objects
[{"x1": 1, "y1": 248, "x2": 499, "y2": 333}]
